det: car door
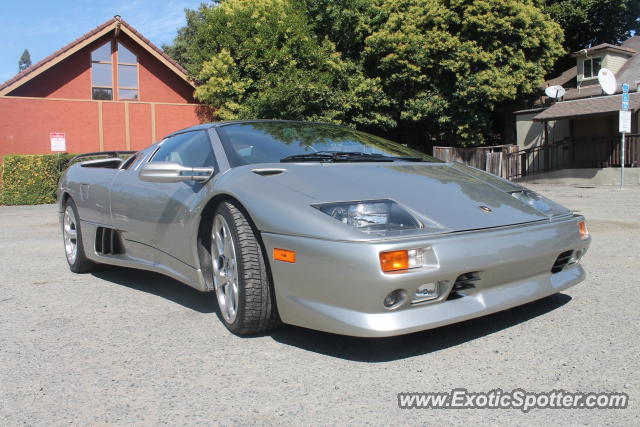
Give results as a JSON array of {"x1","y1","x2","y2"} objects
[{"x1": 110, "y1": 130, "x2": 216, "y2": 266}]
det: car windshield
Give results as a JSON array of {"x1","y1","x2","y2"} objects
[{"x1": 216, "y1": 122, "x2": 441, "y2": 167}]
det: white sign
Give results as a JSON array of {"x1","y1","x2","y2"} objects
[
  {"x1": 619, "y1": 110, "x2": 631, "y2": 133},
  {"x1": 50, "y1": 132, "x2": 66, "y2": 152}
]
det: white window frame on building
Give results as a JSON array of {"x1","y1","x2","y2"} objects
[{"x1": 583, "y1": 56, "x2": 602, "y2": 79}]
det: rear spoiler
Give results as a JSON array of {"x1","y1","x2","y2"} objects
[{"x1": 69, "y1": 151, "x2": 136, "y2": 165}]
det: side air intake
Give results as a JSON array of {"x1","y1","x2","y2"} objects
[{"x1": 95, "y1": 227, "x2": 124, "y2": 255}]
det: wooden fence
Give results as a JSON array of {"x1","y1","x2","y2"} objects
[
  {"x1": 433, "y1": 145, "x2": 519, "y2": 179},
  {"x1": 435, "y1": 136, "x2": 640, "y2": 180}
]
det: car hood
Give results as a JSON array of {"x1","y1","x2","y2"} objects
[{"x1": 217, "y1": 162, "x2": 557, "y2": 240}]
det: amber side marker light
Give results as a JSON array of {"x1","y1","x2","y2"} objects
[
  {"x1": 380, "y1": 250, "x2": 409, "y2": 272},
  {"x1": 274, "y1": 248, "x2": 296, "y2": 263},
  {"x1": 578, "y1": 220, "x2": 589, "y2": 240}
]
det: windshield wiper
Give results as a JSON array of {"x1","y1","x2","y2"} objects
[{"x1": 280, "y1": 151, "x2": 426, "y2": 163}]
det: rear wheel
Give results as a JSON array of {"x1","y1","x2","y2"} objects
[
  {"x1": 211, "y1": 202, "x2": 279, "y2": 335},
  {"x1": 63, "y1": 198, "x2": 98, "y2": 273}
]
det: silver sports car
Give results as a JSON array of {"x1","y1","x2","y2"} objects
[{"x1": 57, "y1": 120, "x2": 590, "y2": 337}]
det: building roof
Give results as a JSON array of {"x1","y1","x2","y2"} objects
[
  {"x1": 540, "y1": 35, "x2": 640, "y2": 103},
  {"x1": 571, "y1": 43, "x2": 636, "y2": 57},
  {"x1": 533, "y1": 92, "x2": 639, "y2": 121},
  {"x1": 615, "y1": 52, "x2": 640, "y2": 89},
  {"x1": 622, "y1": 36, "x2": 640, "y2": 52},
  {"x1": 544, "y1": 65, "x2": 577, "y2": 89},
  {"x1": 0, "y1": 16, "x2": 193, "y2": 96}
]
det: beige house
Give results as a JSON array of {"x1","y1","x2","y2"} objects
[{"x1": 513, "y1": 37, "x2": 640, "y2": 184}]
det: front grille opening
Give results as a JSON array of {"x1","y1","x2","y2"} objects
[
  {"x1": 551, "y1": 250, "x2": 574, "y2": 274},
  {"x1": 447, "y1": 271, "x2": 481, "y2": 300}
]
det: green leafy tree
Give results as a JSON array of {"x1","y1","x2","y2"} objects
[
  {"x1": 176, "y1": 0, "x2": 390, "y2": 127},
  {"x1": 541, "y1": 0, "x2": 640, "y2": 73},
  {"x1": 18, "y1": 49, "x2": 31, "y2": 72},
  {"x1": 167, "y1": 0, "x2": 563, "y2": 146},
  {"x1": 190, "y1": 0, "x2": 345, "y2": 121},
  {"x1": 163, "y1": 4, "x2": 215, "y2": 77},
  {"x1": 302, "y1": 0, "x2": 386, "y2": 61},
  {"x1": 362, "y1": 0, "x2": 564, "y2": 145},
  {"x1": 544, "y1": 0, "x2": 640, "y2": 52}
]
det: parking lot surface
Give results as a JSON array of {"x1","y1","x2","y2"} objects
[{"x1": 1, "y1": 185, "x2": 639, "y2": 425}]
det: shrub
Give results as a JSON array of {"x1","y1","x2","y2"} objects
[{"x1": 1, "y1": 154, "x2": 74, "y2": 205}]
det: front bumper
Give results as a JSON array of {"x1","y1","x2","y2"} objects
[{"x1": 261, "y1": 216, "x2": 590, "y2": 337}]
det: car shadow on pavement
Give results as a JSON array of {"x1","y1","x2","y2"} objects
[
  {"x1": 269, "y1": 293, "x2": 572, "y2": 362},
  {"x1": 92, "y1": 267, "x2": 217, "y2": 314},
  {"x1": 91, "y1": 268, "x2": 571, "y2": 362}
]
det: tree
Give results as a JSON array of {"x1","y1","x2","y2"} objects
[
  {"x1": 361, "y1": 0, "x2": 565, "y2": 144},
  {"x1": 189, "y1": 0, "x2": 345, "y2": 122},
  {"x1": 301, "y1": 0, "x2": 386, "y2": 61},
  {"x1": 166, "y1": 0, "x2": 563, "y2": 146},
  {"x1": 544, "y1": 0, "x2": 640, "y2": 53},
  {"x1": 172, "y1": 0, "x2": 390, "y2": 127},
  {"x1": 18, "y1": 49, "x2": 31, "y2": 72},
  {"x1": 163, "y1": 4, "x2": 215, "y2": 77},
  {"x1": 541, "y1": 0, "x2": 640, "y2": 73}
]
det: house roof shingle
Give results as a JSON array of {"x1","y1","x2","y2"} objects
[
  {"x1": 533, "y1": 92, "x2": 640, "y2": 121},
  {"x1": 571, "y1": 43, "x2": 636, "y2": 56},
  {"x1": 622, "y1": 36, "x2": 640, "y2": 52}
]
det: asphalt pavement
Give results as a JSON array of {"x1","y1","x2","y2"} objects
[{"x1": 0, "y1": 185, "x2": 638, "y2": 425}]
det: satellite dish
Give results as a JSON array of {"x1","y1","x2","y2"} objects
[
  {"x1": 545, "y1": 85, "x2": 566, "y2": 99},
  {"x1": 598, "y1": 68, "x2": 617, "y2": 95}
]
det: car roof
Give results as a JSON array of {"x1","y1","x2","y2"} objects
[{"x1": 164, "y1": 120, "x2": 341, "y2": 138}]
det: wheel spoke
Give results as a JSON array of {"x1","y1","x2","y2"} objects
[
  {"x1": 213, "y1": 230, "x2": 224, "y2": 256},
  {"x1": 222, "y1": 225, "x2": 232, "y2": 256}
]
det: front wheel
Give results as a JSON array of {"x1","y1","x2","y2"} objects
[
  {"x1": 211, "y1": 202, "x2": 279, "y2": 335},
  {"x1": 62, "y1": 198, "x2": 98, "y2": 273}
]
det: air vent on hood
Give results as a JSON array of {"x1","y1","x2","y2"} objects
[{"x1": 252, "y1": 168, "x2": 286, "y2": 176}]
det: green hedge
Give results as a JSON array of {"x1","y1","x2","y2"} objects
[{"x1": 1, "y1": 154, "x2": 74, "y2": 205}]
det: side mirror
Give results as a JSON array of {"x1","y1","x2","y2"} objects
[{"x1": 139, "y1": 162, "x2": 214, "y2": 183}]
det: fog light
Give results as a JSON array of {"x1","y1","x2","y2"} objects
[
  {"x1": 412, "y1": 282, "x2": 440, "y2": 304},
  {"x1": 383, "y1": 289, "x2": 406, "y2": 309}
]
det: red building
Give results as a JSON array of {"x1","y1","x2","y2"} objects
[{"x1": 0, "y1": 16, "x2": 208, "y2": 159}]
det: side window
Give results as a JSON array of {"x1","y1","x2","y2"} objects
[{"x1": 150, "y1": 131, "x2": 215, "y2": 168}]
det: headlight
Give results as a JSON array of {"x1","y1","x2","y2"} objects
[
  {"x1": 510, "y1": 189, "x2": 569, "y2": 217},
  {"x1": 312, "y1": 199, "x2": 422, "y2": 232}
]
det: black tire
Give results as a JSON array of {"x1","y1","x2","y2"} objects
[
  {"x1": 62, "y1": 198, "x2": 98, "y2": 273},
  {"x1": 213, "y1": 201, "x2": 280, "y2": 335}
]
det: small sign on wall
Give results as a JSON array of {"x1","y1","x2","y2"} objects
[{"x1": 50, "y1": 132, "x2": 66, "y2": 152}]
